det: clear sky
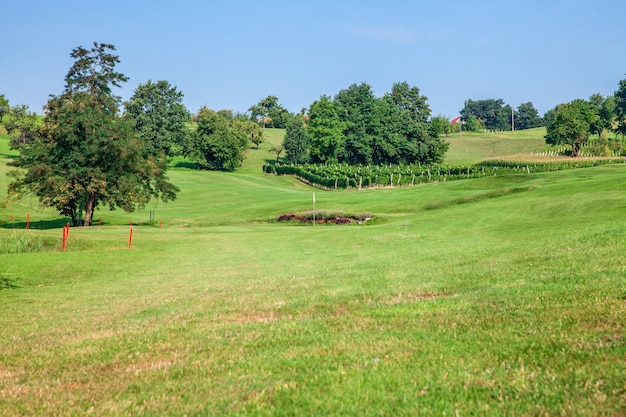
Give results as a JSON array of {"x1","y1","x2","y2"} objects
[{"x1": 2, "y1": 0, "x2": 625, "y2": 118}]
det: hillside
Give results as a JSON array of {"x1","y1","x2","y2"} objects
[{"x1": 1, "y1": 131, "x2": 625, "y2": 416}]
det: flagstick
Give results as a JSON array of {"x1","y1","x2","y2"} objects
[{"x1": 313, "y1": 192, "x2": 316, "y2": 226}]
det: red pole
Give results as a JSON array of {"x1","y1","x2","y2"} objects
[
  {"x1": 128, "y1": 228, "x2": 133, "y2": 249},
  {"x1": 26, "y1": 213, "x2": 30, "y2": 230},
  {"x1": 130, "y1": 219, "x2": 132, "y2": 227},
  {"x1": 66, "y1": 222, "x2": 70, "y2": 237},
  {"x1": 160, "y1": 219, "x2": 162, "y2": 228},
  {"x1": 62, "y1": 226, "x2": 68, "y2": 251}
]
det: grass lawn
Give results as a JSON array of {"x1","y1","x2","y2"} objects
[{"x1": 0, "y1": 130, "x2": 625, "y2": 416}]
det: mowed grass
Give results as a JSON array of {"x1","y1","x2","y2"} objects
[
  {"x1": 444, "y1": 128, "x2": 547, "y2": 165},
  {"x1": 0, "y1": 131, "x2": 625, "y2": 416}
]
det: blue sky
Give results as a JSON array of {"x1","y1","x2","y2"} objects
[{"x1": 2, "y1": 0, "x2": 625, "y2": 118}]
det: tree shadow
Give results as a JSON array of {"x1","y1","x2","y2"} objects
[
  {"x1": 173, "y1": 161, "x2": 201, "y2": 170},
  {"x1": 1, "y1": 218, "x2": 71, "y2": 230}
]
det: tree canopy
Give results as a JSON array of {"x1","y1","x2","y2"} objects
[
  {"x1": 514, "y1": 102, "x2": 543, "y2": 130},
  {"x1": 297, "y1": 82, "x2": 447, "y2": 166},
  {"x1": 460, "y1": 98, "x2": 512, "y2": 131},
  {"x1": 189, "y1": 107, "x2": 249, "y2": 171},
  {"x1": 614, "y1": 75, "x2": 626, "y2": 137},
  {"x1": 6, "y1": 42, "x2": 178, "y2": 226},
  {"x1": 545, "y1": 99, "x2": 597, "y2": 156},
  {"x1": 248, "y1": 96, "x2": 291, "y2": 128},
  {"x1": 124, "y1": 80, "x2": 191, "y2": 158}
]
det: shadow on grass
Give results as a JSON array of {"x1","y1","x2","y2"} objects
[
  {"x1": 0, "y1": 218, "x2": 71, "y2": 230},
  {"x1": 172, "y1": 161, "x2": 201, "y2": 170}
]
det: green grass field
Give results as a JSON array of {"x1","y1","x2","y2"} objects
[{"x1": 1, "y1": 129, "x2": 625, "y2": 416}]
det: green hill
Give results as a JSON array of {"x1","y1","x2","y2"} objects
[{"x1": 1, "y1": 130, "x2": 624, "y2": 416}]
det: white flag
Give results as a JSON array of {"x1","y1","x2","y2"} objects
[{"x1": 313, "y1": 192, "x2": 316, "y2": 203}]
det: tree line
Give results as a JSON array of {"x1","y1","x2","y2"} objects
[
  {"x1": 2, "y1": 42, "x2": 625, "y2": 225},
  {"x1": 279, "y1": 81, "x2": 448, "y2": 166}
]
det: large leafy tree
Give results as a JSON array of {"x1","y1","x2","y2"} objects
[
  {"x1": 514, "y1": 102, "x2": 542, "y2": 130},
  {"x1": 307, "y1": 96, "x2": 344, "y2": 163},
  {"x1": 6, "y1": 42, "x2": 178, "y2": 226},
  {"x1": 461, "y1": 98, "x2": 511, "y2": 131},
  {"x1": 545, "y1": 99, "x2": 597, "y2": 156},
  {"x1": 5, "y1": 104, "x2": 38, "y2": 151},
  {"x1": 588, "y1": 93, "x2": 615, "y2": 139},
  {"x1": 283, "y1": 114, "x2": 310, "y2": 164},
  {"x1": 387, "y1": 82, "x2": 447, "y2": 164},
  {"x1": 190, "y1": 107, "x2": 248, "y2": 171},
  {"x1": 334, "y1": 83, "x2": 380, "y2": 164},
  {"x1": 248, "y1": 95, "x2": 291, "y2": 128},
  {"x1": 303, "y1": 81, "x2": 447, "y2": 165},
  {"x1": 124, "y1": 80, "x2": 190, "y2": 158}
]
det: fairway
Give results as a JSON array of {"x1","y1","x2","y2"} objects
[{"x1": 1, "y1": 131, "x2": 625, "y2": 416}]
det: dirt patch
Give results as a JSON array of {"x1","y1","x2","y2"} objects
[{"x1": 277, "y1": 212, "x2": 372, "y2": 225}]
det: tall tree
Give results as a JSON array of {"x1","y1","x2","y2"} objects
[
  {"x1": 283, "y1": 114, "x2": 310, "y2": 164},
  {"x1": 514, "y1": 102, "x2": 542, "y2": 130},
  {"x1": 6, "y1": 42, "x2": 178, "y2": 226},
  {"x1": 334, "y1": 83, "x2": 380, "y2": 164},
  {"x1": 5, "y1": 104, "x2": 38, "y2": 151},
  {"x1": 307, "y1": 95, "x2": 344, "y2": 163},
  {"x1": 0, "y1": 94, "x2": 9, "y2": 122},
  {"x1": 190, "y1": 107, "x2": 248, "y2": 171},
  {"x1": 588, "y1": 93, "x2": 615, "y2": 139},
  {"x1": 124, "y1": 80, "x2": 190, "y2": 158},
  {"x1": 248, "y1": 96, "x2": 291, "y2": 128},
  {"x1": 613, "y1": 76, "x2": 626, "y2": 138},
  {"x1": 430, "y1": 115, "x2": 451, "y2": 137},
  {"x1": 461, "y1": 98, "x2": 511, "y2": 131},
  {"x1": 545, "y1": 99, "x2": 597, "y2": 156}
]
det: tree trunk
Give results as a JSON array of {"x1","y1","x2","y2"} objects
[{"x1": 83, "y1": 192, "x2": 96, "y2": 226}]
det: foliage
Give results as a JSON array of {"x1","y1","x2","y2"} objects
[
  {"x1": 6, "y1": 42, "x2": 178, "y2": 226},
  {"x1": 248, "y1": 95, "x2": 291, "y2": 128},
  {"x1": 235, "y1": 118, "x2": 264, "y2": 149},
  {"x1": 463, "y1": 115, "x2": 482, "y2": 132},
  {"x1": 613, "y1": 75, "x2": 626, "y2": 137},
  {"x1": 305, "y1": 82, "x2": 447, "y2": 166},
  {"x1": 189, "y1": 107, "x2": 249, "y2": 170},
  {"x1": 282, "y1": 114, "x2": 310, "y2": 163},
  {"x1": 268, "y1": 145, "x2": 283, "y2": 161},
  {"x1": 307, "y1": 95, "x2": 344, "y2": 163},
  {"x1": 461, "y1": 98, "x2": 512, "y2": 131},
  {"x1": 588, "y1": 93, "x2": 615, "y2": 139},
  {"x1": 0, "y1": 94, "x2": 9, "y2": 121},
  {"x1": 5, "y1": 104, "x2": 38, "y2": 151},
  {"x1": 264, "y1": 158, "x2": 625, "y2": 189},
  {"x1": 514, "y1": 102, "x2": 543, "y2": 130},
  {"x1": 545, "y1": 99, "x2": 598, "y2": 156},
  {"x1": 124, "y1": 79, "x2": 191, "y2": 158},
  {"x1": 429, "y1": 114, "x2": 451, "y2": 137}
]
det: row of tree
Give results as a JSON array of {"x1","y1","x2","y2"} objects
[
  {"x1": 1, "y1": 43, "x2": 278, "y2": 226},
  {"x1": 279, "y1": 82, "x2": 449, "y2": 166},
  {"x1": 544, "y1": 87, "x2": 626, "y2": 156},
  {"x1": 3, "y1": 42, "x2": 625, "y2": 226},
  {"x1": 459, "y1": 99, "x2": 543, "y2": 132}
]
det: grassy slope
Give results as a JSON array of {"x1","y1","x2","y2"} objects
[{"x1": 0, "y1": 130, "x2": 625, "y2": 416}]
